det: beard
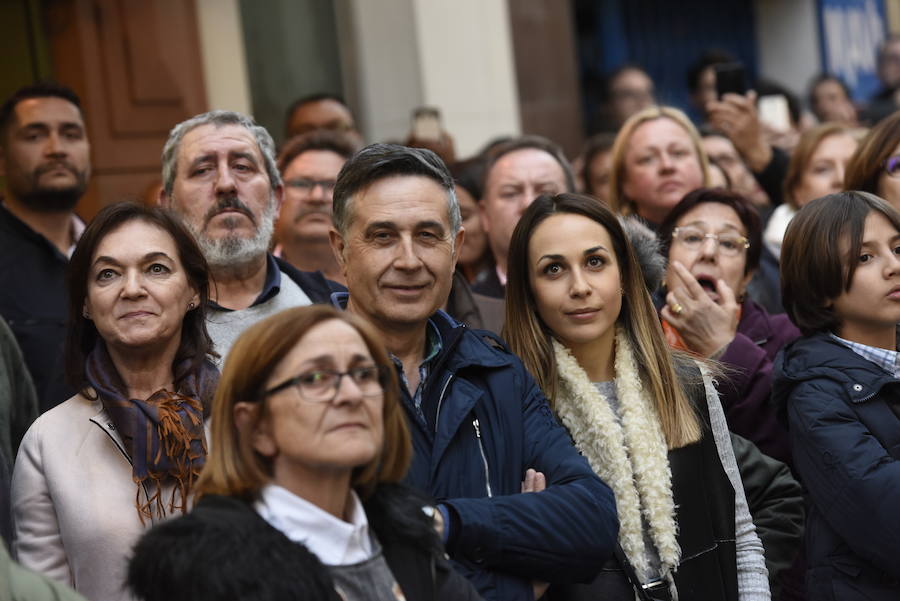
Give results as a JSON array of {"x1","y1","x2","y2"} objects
[
  {"x1": 14, "y1": 163, "x2": 89, "y2": 212},
  {"x1": 183, "y1": 192, "x2": 277, "y2": 273}
]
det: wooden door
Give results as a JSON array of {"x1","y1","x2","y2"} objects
[{"x1": 45, "y1": 0, "x2": 208, "y2": 219}]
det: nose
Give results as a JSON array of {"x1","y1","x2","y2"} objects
[
  {"x1": 215, "y1": 163, "x2": 237, "y2": 193},
  {"x1": 121, "y1": 269, "x2": 147, "y2": 298},
  {"x1": 659, "y1": 152, "x2": 675, "y2": 172},
  {"x1": 393, "y1": 235, "x2": 423, "y2": 271},
  {"x1": 44, "y1": 131, "x2": 66, "y2": 157},
  {"x1": 698, "y1": 235, "x2": 719, "y2": 261},
  {"x1": 885, "y1": 249, "x2": 900, "y2": 278},
  {"x1": 569, "y1": 267, "x2": 592, "y2": 298},
  {"x1": 834, "y1": 164, "x2": 846, "y2": 189},
  {"x1": 332, "y1": 371, "x2": 365, "y2": 405}
]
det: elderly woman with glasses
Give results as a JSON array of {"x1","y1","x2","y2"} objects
[
  {"x1": 127, "y1": 305, "x2": 480, "y2": 601},
  {"x1": 656, "y1": 188, "x2": 800, "y2": 466}
]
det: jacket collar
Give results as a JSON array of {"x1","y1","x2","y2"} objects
[
  {"x1": 775, "y1": 332, "x2": 898, "y2": 406},
  {"x1": 330, "y1": 291, "x2": 511, "y2": 373}
]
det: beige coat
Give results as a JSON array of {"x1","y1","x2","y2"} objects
[{"x1": 11, "y1": 394, "x2": 185, "y2": 601}]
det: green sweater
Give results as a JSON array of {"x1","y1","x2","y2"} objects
[
  {"x1": 0, "y1": 317, "x2": 37, "y2": 473},
  {"x1": 0, "y1": 542, "x2": 88, "y2": 601}
]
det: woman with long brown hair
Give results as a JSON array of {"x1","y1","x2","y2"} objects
[{"x1": 503, "y1": 193, "x2": 769, "y2": 600}]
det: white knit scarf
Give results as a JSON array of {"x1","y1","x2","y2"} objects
[{"x1": 552, "y1": 327, "x2": 680, "y2": 597}]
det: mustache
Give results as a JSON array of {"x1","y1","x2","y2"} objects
[
  {"x1": 293, "y1": 207, "x2": 332, "y2": 223},
  {"x1": 34, "y1": 160, "x2": 79, "y2": 178},
  {"x1": 204, "y1": 193, "x2": 256, "y2": 226}
]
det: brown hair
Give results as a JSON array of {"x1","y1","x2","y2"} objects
[
  {"x1": 195, "y1": 305, "x2": 411, "y2": 501},
  {"x1": 657, "y1": 187, "x2": 762, "y2": 274},
  {"x1": 502, "y1": 193, "x2": 701, "y2": 449},
  {"x1": 608, "y1": 106, "x2": 710, "y2": 217},
  {"x1": 781, "y1": 191, "x2": 900, "y2": 335},
  {"x1": 844, "y1": 112, "x2": 900, "y2": 195},
  {"x1": 65, "y1": 202, "x2": 213, "y2": 396},
  {"x1": 277, "y1": 129, "x2": 360, "y2": 174},
  {"x1": 783, "y1": 123, "x2": 858, "y2": 209}
]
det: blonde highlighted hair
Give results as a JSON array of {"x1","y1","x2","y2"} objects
[
  {"x1": 195, "y1": 305, "x2": 411, "y2": 501},
  {"x1": 608, "y1": 105, "x2": 710, "y2": 217},
  {"x1": 502, "y1": 193, "x2": 701, "y2": 449}
]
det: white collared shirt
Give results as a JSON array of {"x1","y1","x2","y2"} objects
[{"x1": 254, "y1": 484, "x2": 373, "y2": 566}]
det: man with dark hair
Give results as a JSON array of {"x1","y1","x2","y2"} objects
[
  {"x1": 606, "y1": 65, "x2": 655, "y2": 129},
  {"x1": 275, "y1": 130, "x2": 359, "y2": 282},
  {"x1": 284, "y1": 93, "x2": 360, "y2": 142},
  {"x1": 159, "y1": 110, "x2": 341, "y2": 362},
  {"x1": 475, "y1": 135, "x2": 575, "y2": 298},
  {"x1": 0, "y1": 82, "x2": 91, "y2": 412},
  {"x1": 329, "y1": 143, "x2": 618, "y2": 601}
]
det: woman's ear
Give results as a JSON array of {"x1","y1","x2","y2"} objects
[{"x1": 234, "y1": 402, "x2": 277, "y2": 458}]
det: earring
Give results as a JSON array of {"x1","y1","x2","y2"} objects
[
  {"x1": 82, "y1": 308, "x2": 90, "y2": 319},
  {"x1": 188, "y1": 302, "x2": 195, "y2": 310}
]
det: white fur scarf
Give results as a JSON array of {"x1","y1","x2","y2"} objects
[{"x1": 552, "y1": 327, "x2": 680, "y2": 594}]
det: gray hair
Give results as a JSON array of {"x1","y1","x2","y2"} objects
[
  {"x1": 332, "y1": 143, "x2": 460, "y2": 238},
  {"x1": 161, "y1": 110, "x2": 282, "y2": 196}
]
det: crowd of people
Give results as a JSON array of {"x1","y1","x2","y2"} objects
[{"x1": 2, "y1": 38, "x2": 900, "y2": 601}]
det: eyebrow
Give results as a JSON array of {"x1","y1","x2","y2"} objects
[
  {"x1": 230, "y1": 151, "x2": 260, "y2": 166},
  {"x1": 300, "y1": 352, "x2": 374, "y2": 368},
  {"x1": 860, "y1": 233, "x2": 900, "y2": 246},
  {"x1": 680, "y1": 220, "x2": 742, "y2": 232},
  {"x1": 92, "y1": 251, "x2": 174, "y2": 267},
  {"x1": 538, "y1": 245, "x2": 608, "y2": 262},
  {"x1": 364, "y1": 220, "x2": 447, "y2": 233}
]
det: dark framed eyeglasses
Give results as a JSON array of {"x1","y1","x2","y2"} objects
[
  {"x1": 883, "y1": 156, "x2": 900, "y2": 179},
  {"x1": 285, "y1": 178, "x2": 337, "y2": 193},
  {"x1": 671, "y1": 226, "x2": 750, "y2": 256},
  {"x1": 264, "y1": 366, "x2": 387, "y2": 403}
]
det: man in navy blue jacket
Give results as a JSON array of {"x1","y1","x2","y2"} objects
[{"x1": 328, "y1": 143, "x2": 618, "y2": 601}]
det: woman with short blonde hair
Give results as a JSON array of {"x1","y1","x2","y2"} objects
[{"x1": 608, "y1": 106, "x2": 710, "y2": 224}]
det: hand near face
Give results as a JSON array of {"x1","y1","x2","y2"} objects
[{"x1": 661, "y1": 261, "x2": 739, "y2": 357}]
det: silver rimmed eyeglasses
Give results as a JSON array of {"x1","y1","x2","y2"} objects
[
  {"x1": 264, "y1": 366, "x2": 386, "y2": 403},
  {"x1": 671, "y1": 227, "x2": 750, "y2": 256}
]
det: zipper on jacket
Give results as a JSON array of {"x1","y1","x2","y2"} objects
[
  {"x1": 472, "y1": 418, "x2": 493, "y2": 497},
  {"x1": 90, "y1": 418, "x2": 156, "y2": 521},
  {"x1": 433, "y1": 374, "x2": 454, "y2": 434}
]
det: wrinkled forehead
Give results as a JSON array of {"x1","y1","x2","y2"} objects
[
  {"x1": 677, "y1": 202, "x2": 746, "y2": 233},
  {"x1": 489, "y1": 148, "x2": 566, "y2": 184},
  {"x1": 177, "y1": 123, "x2": 264, "y2": 167}
]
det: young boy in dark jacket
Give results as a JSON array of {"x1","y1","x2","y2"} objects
[{"x1": 774, "y1": 191, "x2": 900, "y2": 601}]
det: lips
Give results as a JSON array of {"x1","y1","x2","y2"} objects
[
  {"x1": 36, "y1": 161, "x2": 77, "y2": 177},
  {"x1": 119, "y1": 310, "x2": 155, "y2": 319},
  {"x1": 658, "y1": 180, "x2": 684, "y2": 193},
  {"x1": 565, "y1": 307, "x2": 601, "y2": 320},
  {"x1": 888, "y1": 285, "x2": 900, "y2": 299}
]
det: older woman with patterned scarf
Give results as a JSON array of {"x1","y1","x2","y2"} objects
[
  {"x1": 12, "y1": 202, "x2": 217, "y2": 601},
  {"x1": 503, "y1": 193, "x2": 769, "y2": 601}
]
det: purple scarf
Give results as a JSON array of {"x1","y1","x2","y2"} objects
[{"x1": 85, "y1": 343, "x2": 218, "y2": 521}]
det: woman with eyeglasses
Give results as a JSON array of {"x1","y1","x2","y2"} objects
[
  {"x1": 845, "y1": 110, "x2": 900, "y2": 211},
  {"x1": 763, "y1": 124, "x2": 860, "y2": 258},
  {"x1": 127, "y1": 305, "x2": 480, "y2": 601},
  {"x1": 656, "y1": 188, "x2": 799, "y2": 466}
]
